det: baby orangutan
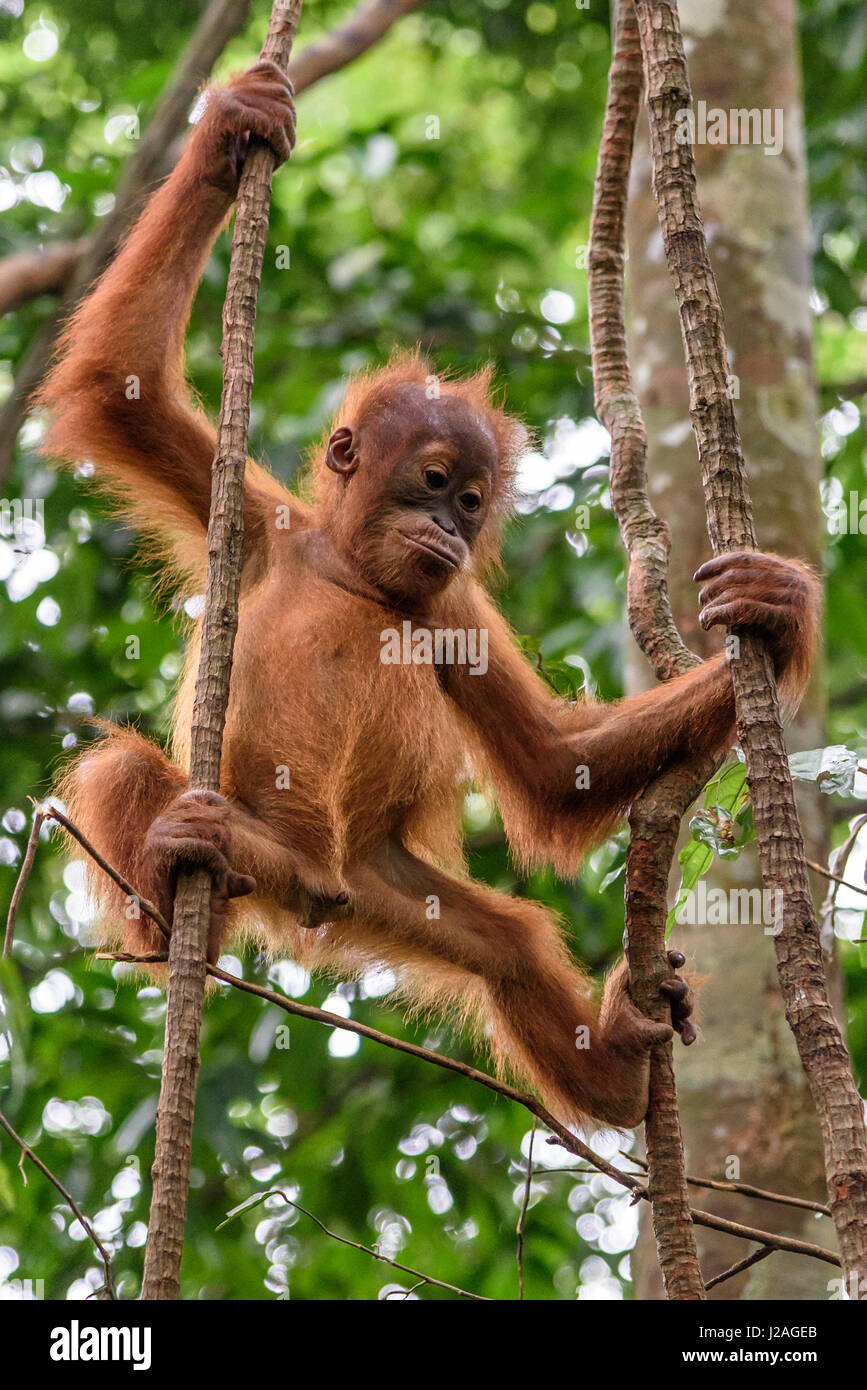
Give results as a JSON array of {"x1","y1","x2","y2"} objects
[{"x1": 39, "y1": 63, "x2": 820, "y2": 1130}]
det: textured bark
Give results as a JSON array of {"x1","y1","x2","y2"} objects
[
  {"x1": 140, "y1": 0, "x2": 303, "y2": 1302},
  {"x1": 631, "y1": 0, "x2": 867, "y2": 1290},
  {"x1": 625, "y1": 767, "x2": 715, "y2": 1298},
  {"x1": 589, "y1": 3, "x2": 697, "y2": 687},
  {"x1": 625, "y1": 0, "x2": 833, "y2": 1301},
  {"x1": 588, "y1": 0, "x2": 706, "y2": 1299}
]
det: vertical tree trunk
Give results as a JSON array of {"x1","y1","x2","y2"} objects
[
  {"x1": 141, "y1": 0, "x2": 303, "y2": 1302},
  {"x1": 625, "y1": 0, "x2": 835, "y2": 1298}
]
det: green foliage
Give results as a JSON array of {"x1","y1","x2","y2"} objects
[
  {"x1": 666, "y1": 760, "x2": 755, "y2": 935},
  {"x1": 0, "y1": 0, "x2": 865, "y2": 1302}
]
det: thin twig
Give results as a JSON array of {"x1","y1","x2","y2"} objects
[
  {"x1": 704, "y1": 1246, "x2": 774, "y2": 1291},
  {"x1": 205, "y1": 964, "x2": 636, "y2": 1185},
  {"x1": 684, "y1": 1176, "x2": 830, "y2": 1219},
  {"x1": 218, "y1": 1188, "x2": 489, "y2": 1300},
  {"x1": 622, "y1": 1150, "x2": 833, "y2": 1217},
  {"x1": 689, "y1": 1209, "x2": 837, "y2": 1268},
  {"x1": 96, "y1": 952, "x2": 169, "y2": 965},
  {"x1": 808, "y1": 857, "x2": 867, "y2": 898},
  {"x1": 516, "y1": 1122, "x2": 536, "y2": 1300},
  {"x1": 41, "y1": 803, "x2": 170, "y2": 939},
  {"x1": 0, "y1": 1109, "x2": 117, "y2": 1299},
  {"x1": 4, "y1": 809, "x2": 44, "y2": 956},
  {"x1": 95, "y1": 952, "x2": 642, "y2": 1190},
  {"x1": 820, "y1": 814, "x2": 867, "y2": 940}
]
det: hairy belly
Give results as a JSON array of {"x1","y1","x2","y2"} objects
[{"x1": 218, "y1": 594, "x2": 466, "y2": 863}]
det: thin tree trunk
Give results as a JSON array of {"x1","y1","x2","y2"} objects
[
  {"x1": 627, "y1": 0, "x2": 830, "y2": 1300},
  {"x1": 628, "y1": 0, "x2": 867, "y2": 1294},
  {"x1": 140, "y1": 0, "x2": 303, "y2": 1301},
  {"x1": 626, "y1": 0, "x2": 832, "y2": 1300},
  {"x1": 589, "y1": 0, "x2": 706, "y2": 1298}
]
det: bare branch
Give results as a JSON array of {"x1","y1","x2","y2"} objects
[
  {"x1": 206, "y1": 963, "x2": 640, "y2": 1186},
  {"x1": 704, "y1": 1246, "x2": 773, "y2": 1291},
  {"x1": 587, "y1": 3, "x2": 696, "y2": 686},
  {"x1": 626, "y1": 1150, "x2": 831, "y2": 1218},
  {"x1": 516, "y1": 1122, "x2": 536, "y2": 1299},
  {"x1": 0, "y1": 241, "x2": 89, "y2": 319},
  {"x1": 42, "y1": 803, "x2": 170, "y2": 939},
  {"x1": 287, "y1": 0, "x2": 422, "y2": 91},
  {"x1": 819, "y1": 814, "x2": 867, "y2": 943},
  {"x1": 4, "y1": 808, "x2": 44, "y2": 956},
  {"x1": 808, "y1": 856, "x2": 867, "y2": 899},
  {"x1": 0, "y1": 1109, "x2": 117, "y2": 1299},
  {"x1": 217, "y1": 1188, "x2": 489, "y2": 1299},
  {"x1": 689, "y1": 1208, "x2": 838, "y2": 1269}
]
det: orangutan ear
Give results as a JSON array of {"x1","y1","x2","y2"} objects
[{"x1": 325, "y1": 426, "x2": 358, "y2": 476}]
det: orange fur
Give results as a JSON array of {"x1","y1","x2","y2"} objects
[
  {"x1": 303, "y1": 348, "x2": 527, "y2": 573},
  {"x1": 38, "y1": 64, "x2": 820, "y2": 1131}
]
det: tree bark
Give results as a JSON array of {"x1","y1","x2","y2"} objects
[
  {"x1": 589, "y1": 0, "x2": 707, "y2": 1298},
  {"x1": 140, "y1": 0, "x2": 303, "y2": 1302},
  {"x1": 627, "y1": 0, "x2": 867, "y2": 1295}
]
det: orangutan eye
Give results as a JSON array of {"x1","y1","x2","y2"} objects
[
  {"x1": 459, "y1": 490, "x2": 482, "y2": 513},
  {"x1": 425, "y1": 467, "x2": 448, "y2": 490}
]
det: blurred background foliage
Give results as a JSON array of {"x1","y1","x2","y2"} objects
[{"x1": 0, "y1": 0, "x2": 865, "y2": 1300}]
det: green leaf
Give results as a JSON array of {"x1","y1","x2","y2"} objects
[
  {"x1": 689, "y1": 810, "x2": 744, "y2": 860},
  {"x1": 599, "y1": 860, "x2": 626, "y2": 893},
  {"x1": 788, "y1": 745, "x2": 861, "y2": 795},
  {"x1": 703, "y1": 758, "x2": 750, "y2": 818},
  {"x1": 665, "y1": 759, "x2": 755, "y2": 934},
  {"x1": 666, "y1": 840, "x2": 714, "y2": 936},
  {"x1": 216, "y1": 1189, "x2": 283, "y2": 1230}
]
